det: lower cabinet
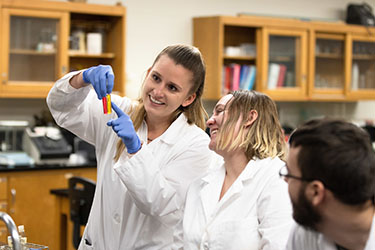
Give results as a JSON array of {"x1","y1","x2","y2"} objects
[{"x1": 0, "y1": 167, "x2": 97, "y2": 248}]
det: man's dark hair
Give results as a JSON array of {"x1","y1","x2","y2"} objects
[{"x1": 289, "y1": 118, "x2": 375, "y2": 205}]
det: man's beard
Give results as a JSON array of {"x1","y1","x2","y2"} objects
[{"x1": 292, "y1": 186, "x2": 322, "y2": 231}]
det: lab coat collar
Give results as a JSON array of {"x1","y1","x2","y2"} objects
[
  {"x1": 199, "y1": 159, "x2": 263, "y2": 219},
  {"x1": 143, "y1": 113, "x2": 189, "y2": 145},
  {"x1": 159, "y1": 113, "x2": 188, "y2": 144},
  {"x1": 201, "y1": 158, "x2": 261, "y2": 185}
]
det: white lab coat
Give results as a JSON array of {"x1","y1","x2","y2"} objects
[
  {"x1": 47, "y1": 71, "x2": 213, "y2": 250},
  {"x1": 286, "y1": 217, "x2": 375, "y2": 250},
  {"x1": 183, "y1": 157, "x2": 293, "y2": 250}
]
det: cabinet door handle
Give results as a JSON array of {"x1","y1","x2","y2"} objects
[{"x1": 10, "y1": 188, "x2": 16, "y2": 214}]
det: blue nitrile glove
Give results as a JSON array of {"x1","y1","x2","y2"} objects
[
  {"x1": 107, "y1": 102, "x2": 141, "y2": 154},
  {"x1": 82, "y1": 65, "x2": 114, "y2": 100}
]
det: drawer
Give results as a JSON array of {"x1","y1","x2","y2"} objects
[
  {"x1": 0, "y1": 226, "x2": 7, "y2": 244},
  {"x1": 0, "y1": 201, "x2": 7, "y2": 212},
  {"x1": 0, "y1": 178, "x2": 7, "y2": 200}
]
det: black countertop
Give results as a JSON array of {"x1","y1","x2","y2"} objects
[
  {"x1": 50, "y1": 188, "x2": 69, "y2": 197},
  {"x1": 0, "y1": 162, "x2": 96, "y2": 172}
]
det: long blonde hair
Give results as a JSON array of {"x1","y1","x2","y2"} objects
[
  {"x1": 114, "y1": 44, "x2": 208, "y2": 160},
  {"x1": 216, "y1": 90, "x2": 286, "y2": 161}
]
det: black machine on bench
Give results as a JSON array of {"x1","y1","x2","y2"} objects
[{"x1": 23, "y1": 127, "x2": 72, "y2": 165}]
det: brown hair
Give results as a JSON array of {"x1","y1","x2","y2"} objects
[
  {"x1": 114, "y1": 44, "x2": 207, "y2": 160},
  {"x1": 289, "y1": 118, "x2": 375, "y2": 205},
  {"x1": 216, "y1": 90, "x2": 286, "y2": 161}
]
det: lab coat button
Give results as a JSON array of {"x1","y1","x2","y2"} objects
[
  {"x1": 203, "y1": 242, "x2": 209, "y2": 250},
  {"x1": 113, "y1": 213, "x2": 121, "y2": 223}
]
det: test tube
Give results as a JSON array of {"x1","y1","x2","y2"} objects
[
  {"x1": 102, "y1": 94, "x2": 112, "y2": 114},
  {"x1": 106, "y1": 94, "x2": 112, "y2": 114}
]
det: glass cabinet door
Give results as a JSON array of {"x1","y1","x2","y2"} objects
[
  {"x1": 310, "y1": 33, "x2": 346, "y2": 99},
  {"x1": 315, "y1": 38, "x2": 344, "y2": 88},
  {"x1": 348, "y1": 36, "x2": 375, "y2": 99},
  {"x1": 1, "y1": 8, "x2": 68, "y2": 98},
  {"x1": 261, "y1": 28, "x2": 307, "y2": 101},
  {"x1": 9, "y1": 16, "x2": 58, "y2": 82}
]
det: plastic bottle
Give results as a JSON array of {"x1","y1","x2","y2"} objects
[
  {"x1": 7, "y1": 235, "x2": 13, "y2": 248},
  {"x1": 18, "y1": 225, "x2": 27, "y2": 249}
]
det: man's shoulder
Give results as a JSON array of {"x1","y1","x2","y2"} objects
[{"x1": 286, "y1": 223, "x2": 334, "y2": 250}]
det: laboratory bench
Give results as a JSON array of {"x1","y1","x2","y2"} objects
[
  {"x1": 0, "y1": 164, "x2": 97, "y2": 250},
  {"x1": 0, "y1": 163, "x2": 96, "y2": 172}
]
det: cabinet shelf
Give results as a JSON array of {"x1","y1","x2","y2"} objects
[
  {"x1": 223, "y1": 55, "x2": 256, "y2": 61},
  {"x1": 269, "y1": 56, "x2": 294, "y2": 62},
  {"x1": 353, "y1": 54, "x2": 375, "y2": 60},
  {"x1": 315, "y1": 53, "x2": 343, "y2": 59},
  {"x1": 69, "y1": 51, "x2": 115, "y2": 59},
  {"x1": 10, "y1": 49, "x2": 56, "y2": 55}
]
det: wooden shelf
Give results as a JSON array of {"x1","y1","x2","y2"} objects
[
  {"x1": 353, "y1": 54, "x2": 375, "y2": 60},
  {"x1": 69, "y1": 51, "x2": 115, "y2": 58},
  {"x1": 10, "y1": 49, "x2": 56, "y2": 55},
  {"x1": 223, "y1": 55, "x2": 256, "y2": 61},
  {"x1": 315, "y1": 53, "x2": 343, "y2": 59},
  {"x1": 269, "y1": 56, "x2": 294, "y2": 62}
]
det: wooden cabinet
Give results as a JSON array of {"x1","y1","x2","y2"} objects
[
  {"x1": 309, "y1": 32, "x2": 347, "y2": 100},
  {"x1": 0, "y1": 167, "x2": 97, "y2": 248},
  {"x1": 260, "y1": 28, "x2": 308, "y2": 101},
  {"x1": 0, "y1": 177, "x2": 8, "y2": 242},
  {"x1": 347, "y1": 34, "x2": 375, "y2": 100},
  {"x1": 0, "y1": 0, "x2": 126, "y2": 98},
  {"x1": 193, "y1": 15, "x2": 375, "y2": 101}
]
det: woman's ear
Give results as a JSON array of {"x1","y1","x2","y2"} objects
[
  {"x1": 182, "y1": 93, "x2": 196, "y2": 107},
  {"x1": 244, "y1": 110, "x2": 258, "y2": 127}
]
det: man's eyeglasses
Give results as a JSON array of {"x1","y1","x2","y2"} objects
[{"x1": 278, "y1": 165, "x2": 313, "y2": 182}]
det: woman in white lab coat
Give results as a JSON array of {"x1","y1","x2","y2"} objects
[
  {"x1": 183, "y1": 90, "x2": 293, "y2": 250},
  {"x1": 47, "y1": 44, "x2": 213, "y2": 249}
]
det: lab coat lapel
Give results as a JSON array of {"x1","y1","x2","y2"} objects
[
  {"x1": 200, "y1": 165, "x2": 225, "y2": 221},
  {"x1": 215, "y1": 160, "x2": 259, "y2": 213},
  {"x1": 216, "y1": 176, "x2": 244, "y2": 212}
]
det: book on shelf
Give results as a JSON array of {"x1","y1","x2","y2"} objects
[
  {"x1": 242, "y1": 65, "x2": 256, "y2": 90},
  {"x1": 268, "y1": 63, "x2": 289, "y2": 89},
  {"x1": 231, "y1": 64, "x2": 241, "y2": 91},
  {"x1": 276, "y1": 64, "x2": 287, "y2": 87},
  {"x1": 222, "y1": 64, "x2": 257, "y2": 93},
  {"x1": 352, "y1": 62, "x2": 359, "y2": 90},
  {"x1": 239, "y1": 65, "x2": 249, "y2": 89},
  {"x1": 284, "y1": 71, "x2": 294, "y2": 87},
  {"x1": 222, "y1": 65, "x2": 232, "y2": 95},
  {"x1": 268, "y1": 63, "x2": 280, "y2": 89}
]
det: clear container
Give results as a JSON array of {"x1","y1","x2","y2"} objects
[{"x1": 0, "y1": 121, "x2": 29, "y2": 152}]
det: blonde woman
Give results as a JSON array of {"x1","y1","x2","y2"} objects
[
  {"x1": 47, "y1": 44, "x2": 213, "y2": 249},
  {"x1": 183, "y1": 90, "x2": 292, "y2": 250}
]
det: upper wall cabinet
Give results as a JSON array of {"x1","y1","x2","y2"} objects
[
  {"x1": 309, "y1": 32, "x2": 347, "y2": 100},
  {"x1": 0, "y1": 0, "x2": 126, "y2": 98},
  {"x1": 193, "y1": 15, "x2": 375, "y2": 101},
  {"x1": 347, "y1": 34, "x2": 375, "y2": 100},
  {"x1": 259, "y1": 28, "x2": 308, "y2": 101}
]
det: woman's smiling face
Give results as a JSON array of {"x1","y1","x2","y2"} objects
[
  {"x1": 206, "y1": 94, "x2": 233, "y2": 152},
  {"x1": 142, "y1": 55, "x2": 196, "y2": 122}
]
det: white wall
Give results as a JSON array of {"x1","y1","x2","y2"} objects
[
  {"x1": 72, "y1": 0, "x2": 375, "y2": 127},
  {"x1": 1, "y1": 0, "x2": 374, "y2": 127}
]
